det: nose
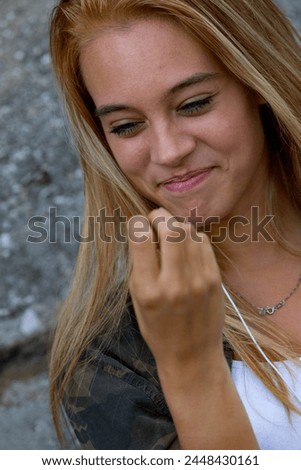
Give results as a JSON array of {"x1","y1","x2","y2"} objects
[{"x1": 150, "y1": 120, "x2": 196, "y2": 166}]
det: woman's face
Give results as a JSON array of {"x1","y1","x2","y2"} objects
[{"x1": 80, "y1": 18, "x2": 269, "y2": 222}]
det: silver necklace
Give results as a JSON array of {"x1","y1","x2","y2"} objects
[
  {"x1": 227, "y1": 274, "x2": 301, "y2": 316},
  {"x1": 221, "y1": 283, "x2": 301, "y2": 405}
]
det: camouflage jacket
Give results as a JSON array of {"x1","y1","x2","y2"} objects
[{"x1": 64, "y1": 303, "x2": 233, "y2": 450}]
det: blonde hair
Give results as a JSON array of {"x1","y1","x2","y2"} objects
[{"x1": 49, "y1": 0, "x2": 301, "y2": 443}]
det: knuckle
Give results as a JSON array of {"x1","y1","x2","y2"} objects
[
  {"x1": 135, "y1": 288, "x2": 160, "y2": 309},
  {"x1": 164, "y1": 282, "x2": 188, "y2": 303},
  {"x1": 190, "y1": 279, "x2": 206, "y2": 296},
  {"x1": 190, "y1": 270, "x2": 221, "y2": 296},
  {"x1": 206, "y1": 271, "x2": 222, "y2": 291}
]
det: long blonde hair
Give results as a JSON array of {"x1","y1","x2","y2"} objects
[{"x1": 49, "y1": 0, "x2": 301, "y2": 443}]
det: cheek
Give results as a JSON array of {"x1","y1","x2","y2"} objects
[
  {"x1": 213, "y1": 106, "x2": 264, "y2": 159},
  {"x1": 192, "y1": 106, "x2": 245, "y2": 155},
  {"x1": 110, "y1": 140, "x2": 149, "y2": 178}
]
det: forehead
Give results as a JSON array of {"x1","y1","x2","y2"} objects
[{"x1": 79, "y1": 17, "x2": 223, "y2": 102}]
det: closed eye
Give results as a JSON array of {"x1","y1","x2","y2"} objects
[
  {"x1": 108, "y1": 95, "x2": 215, "y2": 137},
  {"x1": 178, "y1": 95, "x2": 215, "y2": 116},
  {"x1": 109, "y1": 121, "x2": 145, "y2": 137}
]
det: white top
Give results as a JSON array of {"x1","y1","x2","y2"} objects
[{"x1": 232, "y1": 358, "x2": 301, "y2": 449}]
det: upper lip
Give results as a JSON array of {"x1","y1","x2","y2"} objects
[{"x1": 160, "y1": 168, "x2": 213, "y2": 185}]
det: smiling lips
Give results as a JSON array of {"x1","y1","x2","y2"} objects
[{"x1": 161, "y1": 168, "x2": 213, "y2": 193}]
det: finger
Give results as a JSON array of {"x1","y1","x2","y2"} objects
[
  {"x1": 186, "y1": 227, "x2": 221, "y2": 284},
  {"x1": 185, "y1": 225, "x2": 216, "y2": 268},
  {"x1": 128, "y1": 215, "x2": 160, "y2": 285},
  {"x1": 148, "y1": 207, "x2": 187, "y2": 278}
]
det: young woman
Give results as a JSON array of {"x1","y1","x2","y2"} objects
[{"x1": 49, "y1": 0, "x2": 301, "y2": 450}]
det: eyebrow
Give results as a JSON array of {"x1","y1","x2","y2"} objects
[
  {"x1": 95, "y1": 104, "x2": 131, "y2": 118},
  {"x1": 168, "y1": 72, "x2": 221, "y2": 95},
  {"x1": 95, "y1": 72, "x2": 221, "y2": 118}
]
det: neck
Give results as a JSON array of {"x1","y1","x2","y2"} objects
[{"x1": 210, "y1": 197, "x2": 301, "y2": 272}]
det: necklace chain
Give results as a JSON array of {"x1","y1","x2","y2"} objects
[{"x1": 227, "y1": 274, "x2": 301, "y2": 316}]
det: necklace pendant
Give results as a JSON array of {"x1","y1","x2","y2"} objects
[
  {"x1": 229, "y1": 273, "x2": 301, "y2": 317},
  {"x1": 257, "y1": 300, "x2": 286, "y2": 316},
  {"x1": 265, "y1": 306, "x2": 276, "y2": 315},
  {"x1": 257, "y1": 306, "x2": 275, "y2": 315}
]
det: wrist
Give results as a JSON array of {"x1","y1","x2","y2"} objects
[{"x1": 157, "y1": 349, "x2": 230, "y2": 397}]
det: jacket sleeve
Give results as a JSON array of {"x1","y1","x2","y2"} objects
[
  {"x1": 63, "y1": 353, "x2": 179, "y2": 450},
  {"x1": 62, "y1": 305, "x2": 232, "y2": 450}
]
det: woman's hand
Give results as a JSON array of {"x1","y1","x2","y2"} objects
[
  {"x1": 128, "y1": 207, "x2": 225, "y2": 375},
  {"x1": 128, "y1": 207, "x2": 258, "y2": 450}
]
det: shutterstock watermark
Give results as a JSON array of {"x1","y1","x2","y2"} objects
[{"x1": 27, "y1": 206, "x2": 275, "y2": 244}]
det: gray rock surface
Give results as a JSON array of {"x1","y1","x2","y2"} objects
[
  {"x1": 0, "y1": 0, "x2": 300, "y2": 451},
  {"x1": 0, "y1": 0, "x2": 81, "y2": 450}
]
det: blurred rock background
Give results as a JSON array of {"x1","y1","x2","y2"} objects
[
  {"x1": 0, "y1": 0, "x2": 300, "y2": 450},
  {"x1": 0, "y1": 0, "x2": 81, "y2": 449}
]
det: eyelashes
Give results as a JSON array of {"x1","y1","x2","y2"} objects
[
  {"x1": 110, "y1": 121, "x2": 145, "y2": 137},
  {"x1": 179, "y1": 95, "x2": 214, "y2": 116},
  {"x1": 109, "y1": 95, "x2": 215, "y2": 138}
]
